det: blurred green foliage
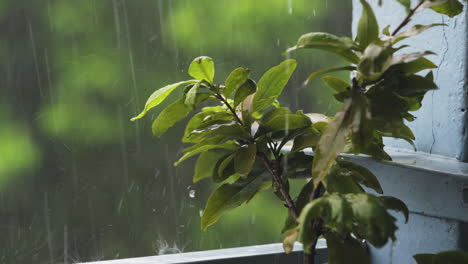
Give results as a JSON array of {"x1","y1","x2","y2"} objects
[{"x1": 0, "y1": 0, "x2": 350, "y2": 263}]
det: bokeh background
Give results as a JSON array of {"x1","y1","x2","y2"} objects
[{"x1": 0, "y1": 1, "x2": 351, "y2": 263}]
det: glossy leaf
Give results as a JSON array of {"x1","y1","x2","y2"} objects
[
  {"x1": 174, "y1": 141, "x2": 237, "y2": 166},
  {"x1": 201, "y1": 175, "x2": 268, "y2": 230},
  {"x1": 216, "y1": 152, "x2": 237, "y2": 182},
  {"x1": 189, "y1": 56, "x2": 215, "y2": 84},
  {"x1": 152, "y1": 98, "x2": 191, "y2": 137},
  {"x1": 234, "y1": 79, "x2": 256, "y2": 107},
  {"x1": 424, "y1": 0, "x2": 465, "y2": 17},
  {"x1": 224, "y1": 67, "x2": 251, "y2": 97},
  {"x1": 338, "y1": 160, "x2": 384, "y2": 194},
  {"x1": 131, "y1": 80, "x2": 197, "y2": 121},
  {"x1": 356, "y1": 0, "x2": 379, "y2": 49},
  {"x1": 291, "y1": 133, "x2": 321, "y2": 152},
  {"x1": 391, "y1": 57, "x2": 437, "y2": 75},
  {"x1": 288, "y1": 32, "x2": 360, "y2": 63},
  {"x1": 393, "y1": 24, "x2": 446, "y2": 44},
  {"x1": 298, "y1": 194, "x2": 354, "y2": 252},
  {"x1": 358, "y1": 40, "x2": 394, "y2": 81},
  {"x1": 234, "y1": 144, "x2": 257, "y2": 178},
  {"x1": 305, "y1": 66, "x2": 356, "y2": 85},
  {"x1": 184, "y1": 82, "x2": 201, "y2": 109},
  {"x1": 258, "y1": 113, "x2": 312, "y2": 135},
  {"x1": 194, "y1": 149, "x2": 234, "y2": 183},
  {"x1": 322, "y1": 76, "x2": 350, "y2": 93},
  {"x1": 253, "y1": 59, "x2": 297, "y2": 112}
]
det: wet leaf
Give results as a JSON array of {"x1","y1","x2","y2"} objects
[
  {"x1": 224, "y1": 67, "x2": 251, "y2": 97},
  {"x1": 234, "y1": 79, "x2": 256, "y2": 107},
  {"x1": 234, "y1": 144, "x2": 257, "y2": 178},
  {"x1": 201, "y1": 175, "x2": 268, "y2": 230},
  {"x1": 322, "y1": 76, "x2": 350, "y2": 93},
  {"x1": 131, "y1": 80, "x2": 197, "y2": 121},
  {"x1": 424, "y1": 0, "x2": 464, "y2": 17},
  {"x1": 291, "y1": 133, "x2": 321, "y2": 152},
  {"x1": 253, "y1": 59, "x2": 297, "y2": 112},
  {"x1": 174, "y1": 141, "x2": 237, "y2": 166},
  {"x1": 194, "y1": 149, "x2": 234, "y2": 183},
  {"x1": 184, "y1": 82, "x2": 201, "y2": 109},
  {"x1": 391, "y1": 57, "x2": 437, "y2": 75},
  {"x1": 257, "y1": 112, "x2": 312, "y2": 136},
  {"x1": 189, "y1": 56, "x2": 215, "y2": 84},
  {"x1": 393, "y1": 24, "x2": 446, "y2": 44},
  {"x1": 305, "y1": 66, "x2": 356, "y2": 85},
  {"x1": 337, "y1": 160, "x2": 384, "y2": 194},
  {"x1": 152, "y1": 99, "x2": 191, "y2": 137},
  {"x1": 356, "y1": 0, "x2": 379, "y2": 49},
  {"x1": 288, "y1": 32, "x2": 360, "y2": 63}
]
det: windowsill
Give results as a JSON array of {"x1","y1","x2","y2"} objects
[{"x1": 79, "y1": 241, "x2": 327, "y2": 264}]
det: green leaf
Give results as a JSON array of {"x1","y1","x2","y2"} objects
[
  {"x1": 327, "y1": 235, "x2": 371, "y2": 264},
  {"x1": 183, "y1": 111, "x2": 232, "y2": 142},
  {"x1": 424, "y1": 0, "x2": 464, "y2": 17},
  {"x1": 184, "y1": 82, "x2": 201, "y2": 109},
  {"x1": 291, "y1": 133, "x2": 321, "y2": 152},
  {"x1": 258, "y1": 112, "x2": 312, "y2": 135},
  {"x1": 234, "y1": 79, "x2": 256, "y2": 107},
  {"x1": 253, "y1": 59, "x2": 297, "y2": 113},
  {"x1": 357, "y1": 0, "x2": 379, "y2": 49},
  {"x1": 312, "y1": 93, "x2": 370, "y2": 187},
  {"x1": 414, "y1": 250, "x2": 468, "y2": 264},
  {"x1": 305, "y1": 66, "x2": 356, "y2": 85},
  {"x1": 298, "y1": 193, "x2": 399, "y2": 249},
  {"x1": 152, "y1": 98, "x2": 191, "y2": 137},
  {"x1": 397, "y1": 74, "x2": 438, "y2": 97},
  {"x1": 131, "y1": 80, "x2": 197, "y2": 121},
  {"x1": 379, "y1": 196, "x2": 409, "y2": 223},
  {"x1": 215, "y1": 152, "x2": 237, "y2": 182},
  {"x1": 288, "y1": 32, "x2": 360, "y2": 63},
  {"x1": 189, "y1": 56, "x2": 215, "y2": 84},
  {"x1": 224, "y1": 68, "x2": 251, "y2": 98},
  {"x1": 346, "y1": 193, "x2": 398, "y2": 247},
  {"x1": 391, "y1": 57, "x2": 437, "y2": 75},
  {"x1": 201, "y1": 175, "x2": 268, "y2": 230},
  {"x1": 282, "y1": 230, "x2": 298, "y2": 254},
  {"x1": 174, "y1": 141, "x2": 237, "y2": 166},
  {"x1": 234, "y1": 144, "x2": 257, "y2": 178},
  {"x1": 194, "y1": 149, "x2": 234, "y2": 183},
  {"x1": 298, "y1": 194, "x2": 354, "y2": 252},
  {"x1": 393, "y1": 24, "x2": 446, "y2": 44},
  {"x1": 186, "y1": 122, "x2": 249, "y2": 143},
  {"x1": 358, "y1": 40, "x2": 394, "y2": 81},
  {"x1": 338, "y1": 161, "x2": 384, "y2": 194},
  {"x1": 322, "y1": 76, "x2": 350, "y2": 93},
  {"x1": 325, "y1": 165, "x2": 365, "y2": 194}
]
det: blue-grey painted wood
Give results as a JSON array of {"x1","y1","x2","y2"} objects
[
  {"x1": 79, "y1": 241, "x2": 328, "y2": 264},
  {"x1": 352, "y1": 0, "x2": 468, "y2": 161}
]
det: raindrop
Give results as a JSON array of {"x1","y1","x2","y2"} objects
[
  {"x1": 199, "y1": 209, "x2": 203, "y2": 217},
  {"x1": 189, "y1": 189, "x2": 196, "y2": 198},
  {"x1": 288, "y1": 0, "x2": 293, "y2": 14}
]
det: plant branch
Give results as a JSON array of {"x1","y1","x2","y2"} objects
[
  {"x1": 214, "y1": 91, "x2": 244, "y2": 126},
  {"x1": 391, "y1": 0, "x2": 426, "y2": 36},
  {"x1": 258, "y1": 152, "x2": 299, "y2": 221}
]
